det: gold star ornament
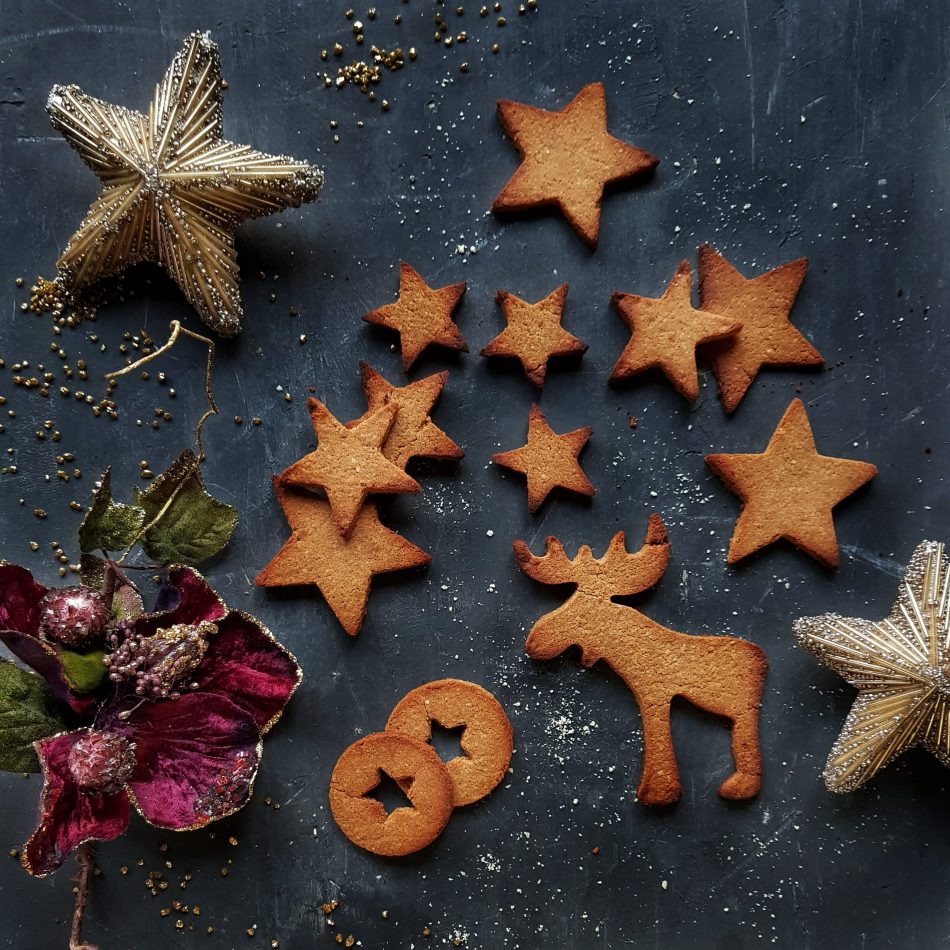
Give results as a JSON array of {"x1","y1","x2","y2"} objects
[
  {"x1": 46, "y1": 32, "x2": 323, "y2": 336},
  {"x1": 794, "y1": 541, "x2": 950, "y2": 793}
]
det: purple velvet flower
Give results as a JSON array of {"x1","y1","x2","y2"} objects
[{"x1": 3, "y1": 566, "x2": 301, "y2": 877}]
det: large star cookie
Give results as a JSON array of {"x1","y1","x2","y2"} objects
[
  {"x1": 698, "y1": 244, "x2": 824, "y2": 413},
  {"x1": 47, "y1": 32, "x2": 322, "y2": 336},
  {"x1": 609, "y1": 260, "x2": 739, "y2": 402},
  {"x1": 705, "y1": 399, "x2": 877, "y2": 567},
  {"x1": 492, "y1": 404, "x2": 594, "y2": 513},
  {"x1": 492, "y1": 82, "x2": 658, "y2": 248},
  {"x1": 481, "y1": 284, "x2": 587, "y2": 390},
  {"x1": 256, "y1": 480, "x2": 430, "y2": 636},
  {"x1": 363, "y1": 262, "x2": 467, "y2": 371},
  {"x1": 280, "y1": 399, "x2": 419, "y2": 536},
  {"x1": 347, "y1": 362, "x2": 464, "y2": 469}
]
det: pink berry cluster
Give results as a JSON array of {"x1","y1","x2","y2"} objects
[
  {"x1": 37, "y1": 586, "x2": 112, "y2": 650},
  {"x1": 67, "y1": 731, "x2": 137, "y2": 794}
]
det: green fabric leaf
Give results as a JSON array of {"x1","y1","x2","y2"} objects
[
  {"x1": 135, "y1": 450, "x2": 238, "y2": 566},
  {"x1": 78, "y1": 468, "x2": 145, "y2": 555},
  {"x1": 57, "y1": 649, "x2": 107, "y2": 694},
  {"x1": 0, "y1": 659, "x2": 67, "y2": 773}
]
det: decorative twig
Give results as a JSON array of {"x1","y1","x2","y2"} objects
[
  {"x1": 103, "y1": 321, "x2": 219, "y2": 565},
  {"x1": 69, "y1": 844, "x2": 98, "y2": 950}
]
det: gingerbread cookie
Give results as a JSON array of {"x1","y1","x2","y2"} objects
[
  {"x1": 280, "y1": 399, "x2": 419, "y2": 536},
  {"x1": 514, "y1": 515, "x2": 767, "y2": 806},
  {"x1": 329, "y1": 732, "x2": 454, "y2": 857},
  {"x1": 255, "y1": 480, "x2": 430, "y2": 636},
  {"x1": 363, "y1": 261, "x2": 467, "y2": 371},
  {"x1": 609, "y1": 260, "x2": 739, "y2": 402},
  {"x1": 491, "y1": 404, "x2": 594, "y2": 513},
  {"x1": 705, "y1": 398, "x2": 877, "y2": 568},
  {"x1": 386, "y1": 680, "x2": 513, "y2": 807},
  {"x1": 492, "y1": 82, "x2": 658, "y2": 248},
  {"x1": 348, "y1": 362, "x2": 464, "y2": 469},
  {"x1": 481, "y1": 284, "x2": 587, "y2": 390},
  {"x1": 697, "y1": 244, "x2": 824, "y2": 413}
]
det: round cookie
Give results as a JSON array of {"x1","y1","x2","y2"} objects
[
  {"x1": 329, "y1": 732, "x2": 453, "y2": 857},
  {"x1": 385, "y1": 679, "x2": 513, "y2": 807}
]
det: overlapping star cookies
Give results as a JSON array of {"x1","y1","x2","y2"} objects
[
  {"x1": 47, "y1": 32, "x2": 322, "y2": 336},
  {"x1": 795, "y1": 541, "x2": 950, "y2": 792}
]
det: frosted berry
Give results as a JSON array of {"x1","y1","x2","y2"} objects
[
  {"x1": 38, "y1": 586, "x2": 112, "y2": 649},
  {"x1": 68, "y1": 731, "x2": 136, "y2": 795}
]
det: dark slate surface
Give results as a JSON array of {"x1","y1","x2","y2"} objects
[{"x1": 0, "y1": 1, "x2": 948, "y2": 947}]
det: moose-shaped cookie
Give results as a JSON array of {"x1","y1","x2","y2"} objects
[{"x1": 514, "y1": 514, "x2": 767, "y2": 805}]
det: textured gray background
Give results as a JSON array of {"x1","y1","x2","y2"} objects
[{"x1": 0, "y1": 0, "x2": 948, "y2": 947}]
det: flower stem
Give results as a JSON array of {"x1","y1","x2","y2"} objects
[{"x1": 69, "y1": 843, "x2": 98, "y2": 950}]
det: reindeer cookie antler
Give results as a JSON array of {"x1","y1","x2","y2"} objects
[{"x1": 514, "y1": 516, "x2": 767, "y2": 806}]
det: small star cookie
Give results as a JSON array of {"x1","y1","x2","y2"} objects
[
  {"x1": 492, "y1": 404, "x2": 595, "y2": 513},
  {"x1": 698, "y1": 244, "x2": 824, "y2": 413},
  {"x1": 363, "y1": 262, "x2": 467, "y2": 371},
  {"x1": 280, "y1": 399, "x2": 419, "y2": 536},
  {"x1": 492, "y1": 82, "x2": 658, "y2": 248},
  {"x1": 481, "y1": 284, "x2": 587, "y2": 390},
  {"x1": 609, "y1": 260, "x2": 739, "y2": 402},
  {"x1": 705, "y1": 399, "x2": 877, "y2": 568},
  {"x1": 256, "y1": 480, "x2": 431, "y2": 636},
  {"x1": 347, "y1": 362, "x2": 464, "y2": 470}
]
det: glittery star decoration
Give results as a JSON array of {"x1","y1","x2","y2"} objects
[
  {"x1": 46, "y1": 32, "x2": 323, "y2": 336},
  {"x1": 481, "y1": 284, "x2": 587, "y2": 390},
  {"x1": 492, "y1": 82, "x2": 659, "y2": 248},
  {"x1": 794, "y1": 542, "x2": 950, "y2": 793},
  {"x1": 491, "y1": 404, "x2": 595, "y2": 513},
  {"x1": 363, "y1": 262, "x2": 467, "y2": 371}
]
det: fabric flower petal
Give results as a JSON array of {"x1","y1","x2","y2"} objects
[
  {"x1": 125, "y1": 692, "x2": 260, "y2": 830},
  {"x1": 195, "y1": 611, "x2": 302, "y2": 734},
  {"x1": 0, "y1": 563, "x2": 47, "y2": 635},
  {"x1": 22, "y1": 732, "x2": 131, "y2": 877},
  {"x1": 131, "y1": 566, "x2": 228, "y2": 640}
]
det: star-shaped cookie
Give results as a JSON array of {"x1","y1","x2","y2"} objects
[
  {"x1": 363, "y1": 262, "x2": 467, "y2": 371},
  {"x1": 481, "y1": 284, "x2": 587, "y2": 390},
  {"x1": 492, "y1": 82, "x2": 658, "y2": 248},
  {"x1": 47, "y1": 32, "x2": 322, "y2": 336},
  {"x1": 794, "y1": 541, "x2": 950, "y2": 792},
  {"x1": 280, "y1": 399, "x2": 420, "y2": 536},
  {"x1": 256, "y1": 480, "x2": 431, "y2": 636},
  {"x1": 609, "y1": 260, "x2": 739, "y2": 401},
  {"x1": 491, "y1": 404, "x2": 595, "y2": 513},
  {"x1": 698, "y1": 244, "x2": 824, "y2": 413},
  {"x1": 347, "y1": 362, "x2": 464, "y2": 469},
  {"x1": 705, "y1": 399, "x2": 877, "y2": 568}
]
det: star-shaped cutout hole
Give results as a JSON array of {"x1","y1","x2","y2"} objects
[
  {"x1": 255, "y1": 480, "x2": 431, "y2": 636},
  {"x1": 492, "y1": 82, "x2": 658, "y2": 248},
  {"x1": 795, "y1": 541, "x2": 950, "y2": 792},
  {"x1": 346, "y1": 362, "x2": 464, "y2": 470},
  {"x1": 280, "y1": 399, "x2": 420, "y2": 537},
  {"x1": 363, "y1": 262, "x2": 467, "y2": 371},
  {"x1": 492, "y1": 404, "x2": 595, "y2": 513},
  {"x1": 481, "y1": 284, "x2": 587, "y2": 390},
  {"x1": 698, "y1": 244, "x2": 824, "y2": 413},
  {"x1": 609, "y1": 260, "x2": 739, "y2": 402},
  {"x1": 705, "y1": 399, "x2": 877, "y2": 568},
  {"x1": 47, "y1": 32, "x2": 322, "y2": 336}
]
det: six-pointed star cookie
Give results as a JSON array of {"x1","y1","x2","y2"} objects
[
  {"x1": 280, "y1": 399, "x2": 420, "y2": 536},
  {"x1": 609, "y1": 260, "x2": 739, "y2": 401},
  {"x1": 363, "y1": 262, "x2": 468, "y2": 371},
  {"x1": 481, "y1": 284, "x2": 587, "y2": 390},
  {"x1": 492, "y1": 82, "x2": 659, "y2": 248},
  {"x1": 492, "y1": 404, "x2": 595, "y2": 513},
  {"x1": 794, "y1": 541, "x2": 950, "y2": 793},
  {"x1": 705, "y1": 399, "x2": 876, "y2": 568},
  {"x1": 47, "y1": 32, "x2": 322, "y2": 336},
  {"x1": 256, "y1": 480, "x2": 431, "y2": 636},
  {"x1": 698, "y1": 244, "x2": 824, "y2": 413},
  {"x1": 347, "y1": 362, "x2": 464, "y2": 469}
]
